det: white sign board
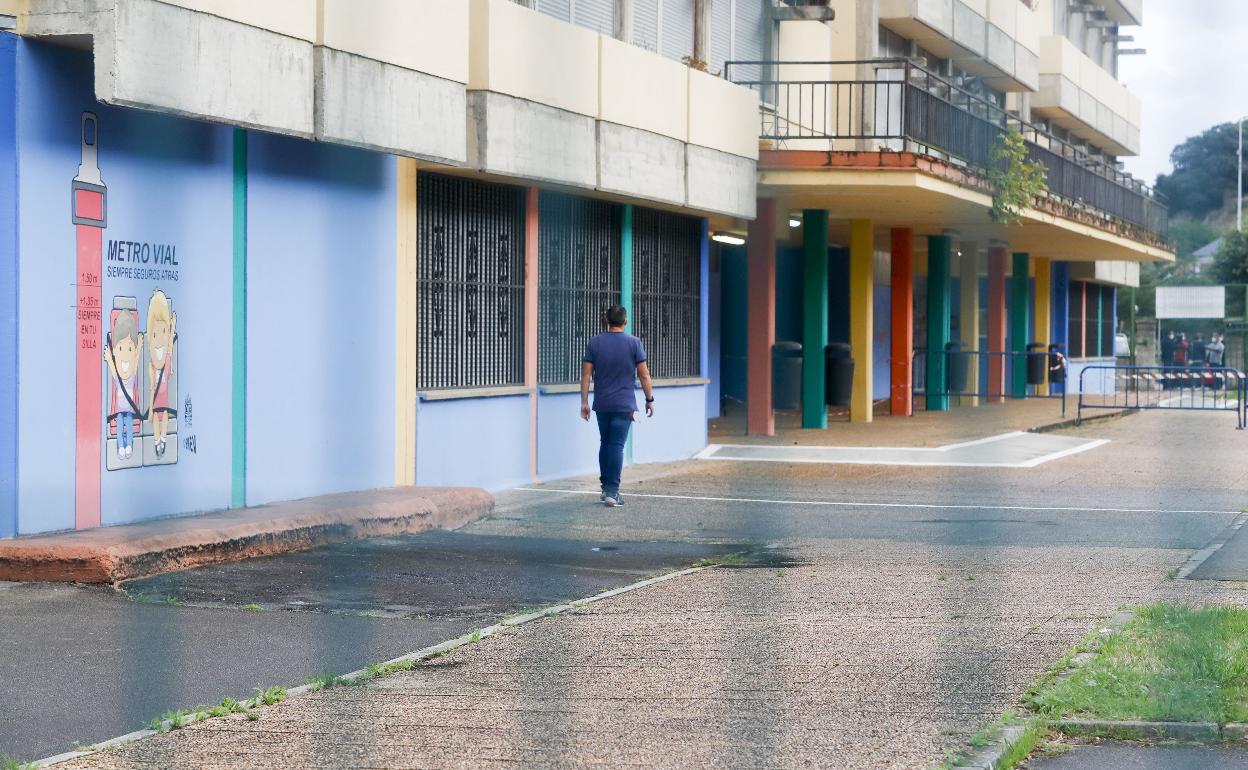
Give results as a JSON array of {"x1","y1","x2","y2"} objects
[{"x1": 1155, "y1": 286, "x2": 1225, "y2": 319}]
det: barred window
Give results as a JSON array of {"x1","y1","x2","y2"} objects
[
  {"x1": 417, "y1": 173, "x2": 526, "y2": 390},
  {"x1": 538, "y1": 192, "x2": 622, "y2": 385},
  {"x1": 633, "y1": 207, "x2": 701, "y2": 380}
]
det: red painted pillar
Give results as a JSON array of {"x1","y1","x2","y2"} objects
[
  {"x1": 890, "y1": 229, "x2": 913, "y2": 416},
  {"x1": 987, "y1": 245, "x2": 1007, "y2": 403},
  {"x1": 747, "y1": 199, "x2": 777, "y2": 436}
]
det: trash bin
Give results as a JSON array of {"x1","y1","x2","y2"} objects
[
  {"x1": 1047, "y1": 344, "x2": 1066, "y2": 385},
  {"x1": 946, "y1": 342, "x2": 969, "y2": 393},
  {"x1": 825, "y1": 342, "x2": 854, "y2": 406},
  {"x1": 772, "y1": 341, "x2": 802, "y2": 410},
  {"x1": 1027, "y1": 343, "x2": 1047, "y2": 385}
]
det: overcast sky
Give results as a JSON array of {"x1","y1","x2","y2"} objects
[{"x1": 1117, "y1": 1, "x2": 1248, "y2": 184}]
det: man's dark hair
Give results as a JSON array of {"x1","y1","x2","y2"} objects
[{"x1": 604, "y1": 305, "x2": 627, "y2": 327}]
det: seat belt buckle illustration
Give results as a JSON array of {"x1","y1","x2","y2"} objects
[{"x1": 73, "y1": 112, "x2": 106, "y2": 529}]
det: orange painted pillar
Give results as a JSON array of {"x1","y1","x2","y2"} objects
[
  {"x1": 987, "y1": 244, "x2": 1007, "y2": 403},
  {"x1": 890, "y1": 229, "x2": 913, "y2": 416},
  {"x1": 525, "y1": 187, "x2": 540, "y2": 480},
  {"x1": 747, "y1": 199, "x2": 777, "y2": 436}
]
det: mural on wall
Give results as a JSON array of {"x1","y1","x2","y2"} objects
[
  {"x1": 103, "y1": 289, "x2": 178, "y2": 470},
  {"x1": 72, "y1": 112, "x2": 106, "y2": 528}
]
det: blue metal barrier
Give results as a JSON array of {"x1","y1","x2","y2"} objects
[
  {"x1": 1076, "y1": 365, "x2": 1246, "y2": 429},
  {"x1": 911, "y1": 349, "x2": 1067, "y2": 417}
]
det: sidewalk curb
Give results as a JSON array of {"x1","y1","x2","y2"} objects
[
  {"x1": 1176, "y1": 511, "x2": 1248, "y2": 579},
  {"x1": 1028, "y1": 408, "x2": 1134, "y2": 434},
  {"x1": 1050, "y1": 718, "x2": 1224, "y2": 742},
  {"x1": 34, "y1": 563, "x2": 712, "y2": 767},
  {"x1": 940, "y1": 611, "x2": 1136, "y2": 770}
]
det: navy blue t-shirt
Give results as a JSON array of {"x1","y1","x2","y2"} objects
[{"x1": 583, "y1": 332, "x2": 647, "y2": 413}]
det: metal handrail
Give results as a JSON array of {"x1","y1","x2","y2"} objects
[{"x1": 725, "y1": 58, "x2": 1168, "y2": 236}]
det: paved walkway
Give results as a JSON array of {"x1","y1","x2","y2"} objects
[{"x1": 52, "y1": 410, "x2": 1248, "y2": 769}]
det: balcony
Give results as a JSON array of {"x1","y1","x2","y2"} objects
[{"x1": 725, "y1": 58, "x2": 1167, "y2": 240}]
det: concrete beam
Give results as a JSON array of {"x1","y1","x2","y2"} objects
[
  {"x1": 468, "y1": 91, "x2": 596, "y2": 189},
  {"x1": 598, "y1": 121, "x2": 686, "y2": 207},
  {"x1": 317, "y1": 47, "x2": 467, "y2": 165},
  {"x1": 686, "y1": 145, "x2": 756, "y2": 219}
]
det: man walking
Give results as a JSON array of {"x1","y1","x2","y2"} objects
[{"x1": 581, "y1": 305, "x2": 654, "y2": 507}]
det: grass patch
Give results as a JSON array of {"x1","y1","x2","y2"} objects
[
  {"x1": 2, "y1": 758, "x2": 38, "y2": 770},
  {"x1": 240, "y1": 603, "x2": 263, "y2": 612},
  {"x1": 1029, "y1": 603, "x2": 1248, "y2": 724},
  {"x1": 937, "y1": 711, "x2": 1047, "y2": 770}
]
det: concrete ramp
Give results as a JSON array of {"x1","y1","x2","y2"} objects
[{"x1": 697, "y1": 431, "x2": 1107, "y2": 469}]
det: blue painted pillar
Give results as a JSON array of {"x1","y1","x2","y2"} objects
[
  {"x1": 0, "y1": 33, "x2": 16, "y2": 538},
  {"x1": 1010, "y1": 252, "x2": 1030, "y2": 398},
  {"x1": 1051, "y1": 261, "x2": 1069, "y2": 353},
  {"x1": 926, "y1": 235, "x2": 952, "y2": 411}
]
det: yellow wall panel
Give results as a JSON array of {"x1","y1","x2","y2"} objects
[
  {"x1": 156, "y1": 0, "x2": 317, "y2": 42},
  {"x1": 599, "y1": 35, "x2": 687, "y2": 141},
  {"x1": 687, "y1": 69, "x2": 759, "y2": 160},
  {"x1": 321, "y1": 0, "x2": 468, "y2": 84}
]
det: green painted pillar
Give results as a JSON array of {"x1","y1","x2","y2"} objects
[
  {"x1": 802, "y1": 210, "x2": 829, "y2": 429},
  {"x1": 621, "y1": 204, "x2": 634, "y2": 463},
  {"x1": 926, "y1": 235, "x2": 952, "y2": 412},
  {"x1": 231, "y1": 129, "x2": 247, "y2": 509},
  {"x1": 1011, "y1": 252, "x2": 1030, "y2": 398}
]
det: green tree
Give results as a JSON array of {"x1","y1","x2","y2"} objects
[
  {"x1": 1212, "y1": 230, "x2": 1248, "y2": 285},
  {"x1": 1155, "y1": 123, "x2": 1245, "y2": 220},
  {"x1": 1168, "y1": 220, "x2": 1221, "y2": 260}
]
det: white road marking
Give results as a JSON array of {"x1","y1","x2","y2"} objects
[{"x1": 509, "y1": 486, "x2": 1242, "y2": 516}]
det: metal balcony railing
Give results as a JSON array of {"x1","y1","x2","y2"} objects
[{"x1": 725, "y1": 58, "x2": 1168, "y2": 239}]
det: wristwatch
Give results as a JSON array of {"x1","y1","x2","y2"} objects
[{"x1": 645, "y1": 396, "x2": 655, "y2": 403}]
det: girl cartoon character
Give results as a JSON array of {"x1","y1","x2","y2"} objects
[
  {"x1": 104, "y1": 308, "x2": 143, "y2": 460},
  {"x1": 146, "y1": 289, "x2": 177, "y2": 458}
]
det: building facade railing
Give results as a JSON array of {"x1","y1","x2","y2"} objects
[{"x1": 724, "y1": 58, "x2": 1168, "y2": 238}]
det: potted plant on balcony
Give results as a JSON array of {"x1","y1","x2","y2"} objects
[{"x1": 987, "y1": 129, "x2": 1049, "y2": 225}]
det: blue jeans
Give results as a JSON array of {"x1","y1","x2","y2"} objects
[
  {"x1": 117, "y1": 411, "x2": 133, "y2": 451},
  {"x1": 596, "y1": 411, "x2": 632, "y2": 498}
]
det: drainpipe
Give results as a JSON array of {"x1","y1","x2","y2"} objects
[
  {"x1": 693, "y1": 0, "x2": 710, "y2": 65},
  {"x1": 615, "y1": 0, "x2": 632, "y2": 42}
]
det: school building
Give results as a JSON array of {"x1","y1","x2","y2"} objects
[{"x1": 0, "y1": 0, "x2": 1169, "y2": 538}]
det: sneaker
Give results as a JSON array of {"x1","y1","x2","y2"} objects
[{"x1": 603, "y1": 496, "x2": 620, "y2": 507}]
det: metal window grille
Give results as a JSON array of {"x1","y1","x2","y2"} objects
[
  {"x1": 417, "y1": 173, "x2": 526, "y2": 390},
  {"x1": 632, "y1": 207, "x2": 701, "y2": 380},
  {"x1": 538, "y1": 192, "x2": 622, "y2": 385}
]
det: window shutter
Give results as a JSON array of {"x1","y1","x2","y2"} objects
[
  {"x1": 537, "y1": 0, "x2": 571, "y2": 23},
  {"x1": 661, "y1": 0, "x2": 694, "y2": 62},
  {"x1": 574, "y1": 0, "x2": 615, "y2": 35},
  {"x1": 632, "y1": 0, "x2": 661, "y2": 52},
  {"x1": 709, "y1": 0, "x2": 732, "y2": 74}
]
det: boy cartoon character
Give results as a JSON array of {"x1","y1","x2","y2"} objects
[
  {"x1": 146, "y1": 289, "x2": 176, "y2": 458},
  {"x1": 104, "y1": 309, "x2": 143, "y2": 460}
]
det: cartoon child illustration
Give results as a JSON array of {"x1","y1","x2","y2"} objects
[
  {"x1": 104, "y1": 309, "x2": 143, "y2": 460},
  {"x1": 146, "y1": 289, "x2": 176, "y2": 458}
]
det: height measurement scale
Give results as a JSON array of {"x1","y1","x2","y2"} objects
[{"x1": 72, "y1": 113, "x2": 106, "y2": 529}]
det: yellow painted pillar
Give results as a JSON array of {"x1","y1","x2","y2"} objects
[
  {"x1": 393, "y1": 158, "x2": 418, "y2": 485},
  {"x1": 959, "y1": 243, "x2": 979, "y2": 406},
  {"x1": 850, "y1": 220, "x2": 874, "y2": 423},
  {"x1": 1034, "y1": 257, "x2": 1051, "y2": 396}
]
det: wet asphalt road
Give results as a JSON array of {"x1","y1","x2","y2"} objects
[
  {"x1": 0, "y1": 533, "x2": 739, "y2": 761},
  {"x1": 3, "y1": 410, "x2": 1247, "y2": 765}
]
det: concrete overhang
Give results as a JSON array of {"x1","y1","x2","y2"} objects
[
  {"x1": 19, "y1": 0, "x2": 469, "y2": 164},
  {"x1": 755, "y1": 158, "x2": 1173, "y2": 263}
]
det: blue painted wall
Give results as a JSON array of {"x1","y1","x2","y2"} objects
[
  {"x1": 416, "y1": 396, "x2": 531, "y2": 491},
  {"x1": 537, "y1": 392, "x2": 600, "y2": 482},
  {"x1": 0, "y1": 33, "x2": 17, "y2": 539},
  {"x1": 15, "y1": 39, "x2": 234, "y2": 533},
  {"x1": 632, "y1": 385, "x2": 707, "y2": 464},
  {"x1": 245, "y1": 132, "x2": 396, "y2": 506}
]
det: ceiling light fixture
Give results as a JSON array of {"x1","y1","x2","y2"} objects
[{"x1": 711, "y1": 232, "x2": 746, "y2": 246}]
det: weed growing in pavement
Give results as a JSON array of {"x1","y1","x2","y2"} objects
[
  {"x1": 147, "y1": 709, "x2": 193, "y2": 732},
  {"x1": 252, "y1": 686, "x2": 287, "y2": 706},
  {"x1": 1165, "y1": 568, "x2": 1178, "y2": 580},
  {"x1": 1029, "y1": 602, "x2": 1248, "y2": 723},
  {"x1": 162, "y1": 596, "x2": 182, "y2": 606},
  {"x1": 241, "y1": 603, "x2": 263, "y2": 612},
  {"x1": 2, "y1": 757, "x2": 38, "y2": 770},
  {"x1": 938, "y1": 575, "x2": 947, "y2": 581}
]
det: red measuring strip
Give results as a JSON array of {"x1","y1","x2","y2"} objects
[{"x1": 73, "y1": 113, "x2": 106, "y2": 529}]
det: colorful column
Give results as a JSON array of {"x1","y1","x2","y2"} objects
[
  {"x1": 747, "y1": 199, "x2": 777, "y2": 436},
  {"x1": 1081, "y1": 281, "x2": 1088, "y2": 358},
  {"x1": 959, "y1": 243, "x2": 980, "y2": 406},
  {"x1": 802, "y1": 209, "x2": 828, "y2": 429},
  {"x1": 525, "y1": 187, "x2": 540, "y2": 480},
  {"x1": 987, "y1": 244, "x2": 1007, "y2": 402},
  {"x1": 1034, "y1": 257, "x2": 1051, "y2": 396},
  {"x1": 231, "y1": 129, "x2": 248, "y2": 508},
  {"x1": 1, "y1": 33, "x2": 17, "y2": 538},
  {"x1": 1010, "y1": 252, "x2": 1030, "y2": 398},
  {"x1": 73, "y1": 113, "x2": 105, "y2": 529},
  {"x1": 889, "y1": 229, "x2": 914, "y2": 417},
  {"x1": 394, "y1": 158, "x2": 418, "y2": 487},
  {"x1": 850, "y1": 220, "x2": 874, "y2": 423},
  {"x1": 926, "y1": 234, "x2": 952, "y2": 412},
  {"x1": 1051, "y1": 261, "x2": 1069, "y2": 354}
]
